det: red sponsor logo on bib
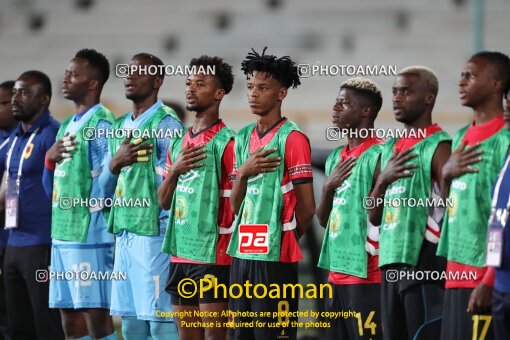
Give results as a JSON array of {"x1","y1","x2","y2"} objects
[{"x1": 239, "y1": 224, "x2": 269, "y2": 254}]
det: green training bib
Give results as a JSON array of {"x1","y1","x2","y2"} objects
[
  {"x1": 107, "y1": 106, "x2": 181, "y2": 236},
  {"x1": 317, "y1": 143, "x2": 382, "y2": 277},
  {"x1": 51, "y1": 106, "x2": 115, "y2": 242},
  {"x1": 379, "y1": 131, "x2": 451, "y2": 267},
  {"x1": 227, "y1": 120, "x2": 302, "y2": 262},
  {"x1": 161, "y1": 126, "x2": 235, "y2": 262},
  {"x1": 437, "y1": 125, "x2": 510, "y2": 267}
]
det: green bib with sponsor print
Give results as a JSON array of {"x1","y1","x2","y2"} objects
[
  {"x1": 51, "y1": 106, "x2": 115, "y2": 242},
  {"x1": 227, "y1": 120, "x2": 301, "y2": 262},
  {"x1": 161, "y1": 126, "x2": 235, "y2": 262},
  {"x1": 379, "y1": 131, "x2": 451, "y2": 267},
  {"x1": 317, "y1": 143, "x2": 382, "y2": 278},
  {"x1": 107, "y1": 106, "x2": 181, "y2": 236},
  {"x1": 437, "y1": 125, "x2": 510, "y2": 267}
]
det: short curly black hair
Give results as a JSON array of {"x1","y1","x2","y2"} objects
[
  {"x1": 470, "y1": 51, "x2": 510, "y2": 95},
  {"x1": 241, "y1": 47, "x2": 301, "y2": 89},
  {"x1": 0, "y1": 80, "x2": 15, "y2": 91},
  {"x1": 19, "y1": 70, "x2": 52, "y2": 98},
  {"x1": 189, "y1": 55, "x2": 234, "y2": 94},
  {"x1": 75, "y1": 48, "x2": 110, "y2": 85},
  {"x1": 340, "y1": 77, "x2": 383, "y2": 115}
]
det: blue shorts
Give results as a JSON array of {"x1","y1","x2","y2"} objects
[
  {"x1": 110, "y1": 230, "x2": 173, "y2": 322},
  {"x1": 49, "y1": 242, "x2": 114, "y2": 309}
]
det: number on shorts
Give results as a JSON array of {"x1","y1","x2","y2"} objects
[
  {"x1": 355, "y1": 311, "x2": 377, "y2": 336},
  {"x1": 71, "y1": 262, "x2": 92, "y2": 287},
  {"x1": 472, "y1": 315, "x2": 491, "y2": 340},
  {"x1": 277, "y1": 300, "x2": 290, "y2": 325},
  {"x1": 153, "y1": 275, "x2": 160, "y2": 300}
]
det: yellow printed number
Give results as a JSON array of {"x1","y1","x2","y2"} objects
[
  {"x1": 472, "y1": 315, "x2": 491, "y2": 340},
  {"x1": 355, "y1": 311, "x2": 377, "y2": 336},
  {"x1": 204, "y1": 274, "x2": 217, "y2": 281},
  {"x1": 277, "y1": 300, "x2": 290, "y2": 325}
]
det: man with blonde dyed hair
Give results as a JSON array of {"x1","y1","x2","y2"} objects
[
  {"x1": 368, "y1": 66, "x2": 452, "y2": 339},
  {"x1": 317, "y1": 77, "x2": 384, "y2": 339},
  {"x1": 399, "y1": 66, "x2": 439, "y2": 94}
]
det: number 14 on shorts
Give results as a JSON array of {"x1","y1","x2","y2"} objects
[{"x1": 355, "y1": 311, "x2": 377, "y2": 336}]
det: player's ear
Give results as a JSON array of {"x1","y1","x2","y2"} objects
[
  {"x1": 425, "y1": 92, "x2": 436, "y2": 106},
  {"x1": 278, "y1": 87, "x2": 287, "y2": 101},
  {"x1": 40, "y1": 93, "x2": 50, "y2": 107},
  {"x1": 492, "y1": 78, "x2": 503, "y2": 94},
  {"x1": 153, "y1": 76, "x2": 164, "y2": 89},
  {"x1": 89, "y1": 79, "x2": 99, "y2": 92},
  {"x1": 362, "y1": 106, "x2": 372, "y2": 118},
  {"x1": 215, "y1": 88, "x2": 225, "y2": 101}
]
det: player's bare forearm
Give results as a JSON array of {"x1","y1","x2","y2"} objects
[
  {"x1": 158, "y1": 170, "x2": 179, "y2": 210},
  {"x1": 315, "y1": 185, "x2": 335, "y2": 227},
  {"x1": 294, "y1": 182, "x2": 315, "y2": 238},
  {"x1": 440, "y1": 159, "x2": 453, "y2": 201},
  {"x1": 368, "y1": 178, "x2": 387, "y2": 226},
  {"x1": 159, "y1": 144, "x2": 207, "y2": 210},
  {"x1": 368, "y1": 151, "x2": 416, "y2": 226},
  {"x1": 230, "y1": 171, "x2": 249, "y2": 215},
  {"x1": 98, "y1": 161, "x2": 119, "y2": 199},
  {"x1": 230, "y1": 147, "x2": 281, "y2": 214},
  {"x1": 441, "y1": 142, "x2": 481, "y2": 201},
  {"x1": 440, "y1": 177, "x2": 452, "y2": 201},
  {"x1": 109, "y1": 157, "x2": 123, "y2": 176},
  {"x1": 316, "y1": 157, "x2": 356, "y2": 227},
  {"x1": 432, "y1": 142, "x2": 452, "y2": 201}
]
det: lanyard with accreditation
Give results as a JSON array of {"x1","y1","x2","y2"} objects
[
  {"x1": 486, "y1": 154, "x2": 510, "y2": 267},
  {"x1": 4, "y1": 128, "x2": 39, "y2": 229}
]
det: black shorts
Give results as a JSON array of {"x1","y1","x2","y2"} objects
[
  {"x1": 441, "y1": 288, "x2": 494, "y2": 340},
  {"x1": 229, "y1": 257, "x2": 298, "y2": 340},
  {"x1": 381, "y1": 265, "x2": 444, "y2": 340},
  {"x1": 493, "y1": 288, "x2": 510, "y2": 339},
  {"x1": 166, "y1": 262, "x2": 230, "y2": 306},
  {"x1": 325, "y1": 283, "x2": 382, "y2": 340}
]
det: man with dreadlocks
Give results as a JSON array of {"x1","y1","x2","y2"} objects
[
  {"x1": 227, "y1": 48, "x2": 315, "y2": 340},
  {"x1": 316, "y1": 77, "x2": 384, "y2": 339}
]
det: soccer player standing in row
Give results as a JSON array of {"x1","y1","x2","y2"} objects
[
  {"x1": 227, "y1": 48, "x2": 315, "y2": 340},
  {"x1": 316, "y1": 77, "x2": 384, "y2": 340},
  {"x1": 438, "y1": 51, "x2": 510, "y2": 340},
  {"x1": 99, "y1": 53, "x2": 182, "y2": 340},
  {"x1": 43, "y1": 49, "x2": 117, "y2": 339},
  {"x1": 490, "y1": 88, "x2": 510, "y2": 339},
  {"x1": 369, "y1": 66, "x2": 451, "y2": 340},
  {"x1": 2, "y1": 71, "x2": 64, "y2": 339},
  {"x1": 159, "y1": 56, "x2": 235, "y2": 340}
]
